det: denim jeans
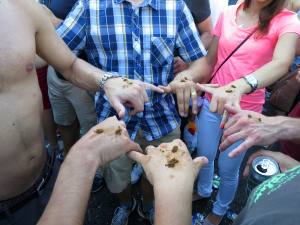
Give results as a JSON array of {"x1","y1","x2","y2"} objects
[{"x1": 196, "y1": 99, "x2": 246, "y2": 216}]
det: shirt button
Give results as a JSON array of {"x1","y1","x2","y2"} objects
[{"x1": 135, "y1": 37, "x2": 138, "y2": 41}]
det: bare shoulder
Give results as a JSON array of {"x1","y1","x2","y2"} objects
[{"x1": 15, "y1": 0, "x2": 46, "y2": 28}]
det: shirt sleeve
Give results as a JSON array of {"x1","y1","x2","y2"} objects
[
  {"x1": 56, "y1": 0, "x2": 87, "y2": 56},
  {"x1": 185, "y1": 0, "x2": 211, "y2": 24},
  {"x1": 276, "y1": 13, "x2": 300, "y2": 37},
  {"x1": 176, "y1": 1, "x2": 207, "y2": 62},
  {"x1": 212, "y1": 11, "x2": 224, "y2": 37}
]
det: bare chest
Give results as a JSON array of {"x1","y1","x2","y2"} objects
[{"x1": 0, "y1": 1, "x2": 36, "y2": 86}]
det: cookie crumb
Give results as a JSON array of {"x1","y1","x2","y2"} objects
[
  {"x1": 115, "y1": 126, "x2": 122, "y2": 135},
  {"x1": 225, "y1": 89, "x2": 233, "y2": 93},
  {"x1": 95, "y1": 129, "x2": 104, "y2": 134},
  {"x1": 172, "y1": 146, "x2": 178, "y2": 153},
  {"x1": 165, "y1": 158, "x2": 179, "y2": 168},
  {"x1": 248, "y1": 114, "x2": 252, "y2": 119}
]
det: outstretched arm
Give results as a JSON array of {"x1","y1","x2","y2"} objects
[
  {"x1": 27, "y1": 0, "x2": 163, "y2": 118},
  {"x1": 128, "y1": 139, "x2": 208, "y2": 225},
  {"x1": 38, "y1": 117, "x2": 141, "y2": 225}
]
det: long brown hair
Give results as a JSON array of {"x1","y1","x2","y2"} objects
[{"x1": 243, "y1": 0, "x2": 286, "y2": 33}]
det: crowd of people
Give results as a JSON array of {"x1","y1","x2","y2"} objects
[{"x1": 0, "y1": 0, "x2": 300, "y2": 225}]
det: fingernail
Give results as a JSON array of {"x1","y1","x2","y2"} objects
[{"x1": 220, "y1": 123, "x2": 225, "y2": 129}]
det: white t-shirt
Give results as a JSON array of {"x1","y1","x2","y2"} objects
[{"x1": 209, "y1": 0, "x2": 228, "y2": 27}]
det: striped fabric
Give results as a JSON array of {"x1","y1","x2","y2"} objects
[{"x1": 57, "y1": 0, "x2": 206, "y2": 141}]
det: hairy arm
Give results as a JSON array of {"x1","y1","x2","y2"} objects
[
  {"x1": 38, "y1": 117, "x2": 141, "y2": 225},
  {"x1": 37, "y1": 149, "x2": 98, "y2": 225},
  {"x1": 30, "y1": 0, "x2": 104, "y2": 91}
]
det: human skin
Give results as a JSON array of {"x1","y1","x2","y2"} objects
[
  {"x1": 0, "y1": 0, "x2": 162, "y2": 200},
  {"x1": 38, "y1": 117, "x2": 142, "y2": 225}
]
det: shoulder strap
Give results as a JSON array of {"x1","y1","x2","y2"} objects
[{"x1": 207, "y1": 28, "x2": 257, "y2": 84}]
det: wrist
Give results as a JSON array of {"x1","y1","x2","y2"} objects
[
  {"x1": 66, "y1": 146, "x2": 100, "y2": 175},
  {"x1": 100, "y1": 71, "x2": 120, "y2": 90},
  {"x1": 276, "y1": 116, "x2": 300, "y2": 141},
  {"x1": 230, "y1": 78, "x2": 252, "y2": 95}
]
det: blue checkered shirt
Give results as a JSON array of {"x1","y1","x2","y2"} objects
[{"x1": 57, "y1": 0, "x2": 206, "y2": 141}]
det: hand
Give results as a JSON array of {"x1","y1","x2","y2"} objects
[
  {"x1": 104, "y1": 77, "x2": 164, "y2": 118},
  {"x1": 174, "y1": 57, "x2": 188, "y2": 75},
  {"x1": 160, "y1": 74, "x2": 198, "y2": 117},
  {"x1": 243, "y1": 150, "x2": 300, "y2": 176},
  {"x1": 197, "y1": 83, "x2": 242, "y2": 115},
  {"x1": 220, "y1": 105, "x2": 280, "y2": 157},
  {"x1": 71, "y1": 116, "x2": 142, "y2": 167},
  {"x1": 128, "y1": 139, "x2": 208, "y2": 189}
]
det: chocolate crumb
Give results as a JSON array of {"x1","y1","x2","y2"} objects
[
  {"x1": 172, "y1": 146, "x2": 178, "y2": 153},
  {"x1": 128, "y1": 82, "x2": 133, "y2": 85},
  {"x1": 115, "y1": 126, "x2": 122, "y2": 135},
  {"x1": 231, "y1": 85, "x2": 237, "y2": 88},
  {"x1": 225, "y1": 89, "x2": 233, "y2": 93},
  {"x1": 165, "y1": 157, "x2": 179, "y2": 168},
  {"x1": 184, "y1": 77, "x2": 188, "y2": 80},
  {"x1": 248, "y1": 114, "x2": 252, "y2": 119},
  {"x1": 123, "y1": 78, "x2": 128, "y2": 82},
  {"x1": 180, "y1": 79, "x2": 186, "y2": 82},
  {"x1": 95, "y1": 129, "x2": 104, "y2": 134},
  {"x1": 258, "y1": 118, "x2": 262, "y2": 122}
]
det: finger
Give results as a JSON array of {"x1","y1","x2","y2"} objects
[
  {"x1": 126, "y1": 140, "x2": 143, "y2": 153},
  {"x1": 143, "y1": 83, "x2": 164, "y2": 94},
  {"x1": 220, "y1": 130, "x2": 247, "y2": 151},
  {"x1": 209, "y1": 95, "x2": 218, "y2": 113},
  {"x1": 191, "y1": 87, "x2": 198, "y2": 114},
  {"x1": 128, "y1": 97, "x2": 144, "y2": 116},
  {"x1": 127, "y1": 151, "x2": 146, "y2": 164},
  {"x1": 176, "y1": 89, "x2": 185, "y2": 117},
  {"x1": 183, "y1": 88, "x2": 190, "y2": 117},
  {"x1": 193, "y1": 157, "x2": 208, "y2": 174},
  {"x1": 217, "y1": 98, "x2": 226, "y2": 115},
  {"x1": 220, "y1": 110, "x2": 229, "y2": 129},
  {"x1": 223, "y1": 114, "x2": 238, "y2": 130},
  {"x1": 141, "y1": 88, "x2": 149, "y2": 103},
  {"x1": 228, "y1": 138, "x2": 254, "y2": 158},
  {"x1": 196, "y1": 84, "x2": 216, "y2": 94},
  {"x1": 159, "y1": 85, "x2": 172, "y2": 93},
  {"x1": 111, "y1": 98, "x2": 126, "y2": 119},
  {"x1": 224, "y1": 104, "x2": 241, "y2": 116},
  {"x1": 243, "y1": 150, "x2": 264, "y2": 177}
]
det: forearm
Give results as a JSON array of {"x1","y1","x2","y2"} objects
[
  {"x1": 276, "y1": 116, "x2": 300, "y2": 144},
  {"x1": 38, "y1": 149, "x2": 99, "y2": 225},
  {"x1": 58, "y1": 57, "x2": 105, "y2": 92},
  {"x1": 154, "y1": 184, "x2": 193, "y2": 225},
  {"x1": 229, "y1": 59, "x2": 291, "y2": 95}
]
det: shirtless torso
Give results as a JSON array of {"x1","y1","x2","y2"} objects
[{"x1": 0, "y1": 0, "x2": 46, "y2": 200}]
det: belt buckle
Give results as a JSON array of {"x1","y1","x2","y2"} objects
[{"x1": 36, "y1": 178, "x2": 45, "y2": 192}]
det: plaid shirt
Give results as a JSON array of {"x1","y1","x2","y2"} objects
[{"x1": 57, "y1": 0, "x2": 206, "y2": 141}]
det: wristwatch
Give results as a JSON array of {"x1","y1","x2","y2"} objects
[
  {"x1": 242, "y1": 75, "x2": 258, "y2": 94},
  {"x1": 99, "y1": 72, "x2": 118, "y2": 89}
]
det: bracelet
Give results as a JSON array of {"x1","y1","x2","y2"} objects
[{"x1": 99, "y1": 72, "x2": 119, "y2": 89}]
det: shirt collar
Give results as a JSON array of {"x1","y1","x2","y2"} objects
[{"x1": 114, "y1": 0, "x2": 158, "y2": 10}]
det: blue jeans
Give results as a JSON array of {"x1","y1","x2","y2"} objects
[{"x1": 196, "y1": 99, "x2": 246, "y2": 216}]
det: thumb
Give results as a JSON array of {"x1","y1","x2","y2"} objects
[
  {"x1": 159, "y1": 85, "x2": 172, "y2": 93},
  {"x1": 196, "y1": 84, "x2": 215, "y2": 94},
  {"x1": 127, "y1": 150, "x2": 147, "y2": 164},
  {"x1": 111, "y1": 98, "x2": 126, "y2": 118},
  {"x1": 193, "y1": 156, "x2": 208, "y2": 174}
]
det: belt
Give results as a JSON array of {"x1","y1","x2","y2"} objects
[
  {"x1": 55, "y1": 70, "x2": 66, "y2": 81},
  {"x1": 0, "y1": 149, "x2": 56, "y2": 215}
]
